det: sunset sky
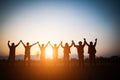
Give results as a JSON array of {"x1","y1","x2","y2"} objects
[{"x1": 0, "y1": 0, "x2": 120, "y2": 59}]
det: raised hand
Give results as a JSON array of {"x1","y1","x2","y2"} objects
[
  {"x1": 72, "y1": 40, "x2": 74, "y2": 43},
  {"x1": 84, "y1": 38, "x2": 86, "y2": 41},
  {"x1": 8, "y1": 40, "x2": 10, "y2": 46},
  {"x1": 20, "y1": 40, "x2": 22, "y2": 42},
  {"x1": 37, "y1": 41, "x2": 39, "y2": 44},
  {"x1": 8, "y1": 40, "x2": 10, "y2": 43},
  {"x1": 95, "y1": 38, "x2": 97, "y2": 42},
  {"x1": 72, "y1": 40, "x2": 75, "y2": 45}
]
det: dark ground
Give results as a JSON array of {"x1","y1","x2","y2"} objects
[{"x1": 0, "y1": 60, "x2": 120, "y2": 80}]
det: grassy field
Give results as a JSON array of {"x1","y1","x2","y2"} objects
[{"x1": 0, "y1": 60, "x2": 120, "y2": 80}]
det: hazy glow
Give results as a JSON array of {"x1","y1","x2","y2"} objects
[
  {"x1": 0, "y1": 1, "x2": 118, "y2": 59},
  {"x1": 45, "y1": 46, "x2": 53, "y2": 59}
]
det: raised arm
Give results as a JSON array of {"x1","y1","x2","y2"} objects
[
  {"x1": 69, "y1": 41, "x2": 73, "y2": 48},
  {"x1": 45, "y1": 41, "x2": 50, "y2": 48},
  {"x1": 21, "y1": 40, "x2": 25, "y2": 47},
  {"x1": 38, "y1": 42, "x2": 41, "y2": 48},
  {"x1": 30, "y1": 42, "x2": 38, "y2": 47},
  {"x1": 49, "y1": 42, "x2": 53, "y2": 48},
  {"x1": 8, "y1": 41, "x2": 10, "y2": 47},
  {"x1": 57, "y1": 42, "x2": 61, "y2": 48},
  {"x1": 72, "y1": 40, "x2": 77, "y2": 47},
  {"x1": 84, "y1": 38, "x2": 89, "y2": 46},
  {"x1": 61, "y1": 41, "x2": 64, "y2": 48},
  {"x1": 15, "y1": 40, "x2": 21, "y2": 47},
  {"x1": 94, "y1": 38, "x2": 97, "y2": 47},
  {"x1": 83, "y1": 38, "x2": 86, "y2": 47}
]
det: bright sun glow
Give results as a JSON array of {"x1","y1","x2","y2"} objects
[
  {"x1": 0, "y1": 1, "x2": 117, "y2": 58},
  {"x1": 45, "y1": 46, "x2": 53, "y2": 59}
]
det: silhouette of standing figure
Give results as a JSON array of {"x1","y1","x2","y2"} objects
[
  {"x1": 61, "y1": 41, "x2": 73, "y2": 62},
  {"x1": 21, "y1": 40, "x2": 38, "y2": 61},
  {"x1": 85, "y1": 38, "x2": 97, "y2": 66},
  {"x1": 38, "y1": 41, "x2": 50, "y2": 61},
  {"x1": 8, "y1": 40, "x2": 21, "y2": 62},
  {"x1": 72, "y1": 39, "x2": 86, "y2": 67},
  {"x1": 49, "y1": 42, "x2": 61, "y2": 61}
]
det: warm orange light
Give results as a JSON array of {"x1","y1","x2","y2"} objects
[{"x1": 45, "y1": 46, "x2": 53, "y2": 59}]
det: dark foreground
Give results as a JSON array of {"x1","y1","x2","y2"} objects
[{"x1": 0, "y1": 60, "x2": 120, "y2": 80}]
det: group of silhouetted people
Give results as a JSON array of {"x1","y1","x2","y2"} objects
[
  {"x1": 73, "y1": 38, "x2": 97, "y2": 67},
  {"x1": 8, "y1": 38, "x2": 97, "y2": 66}
]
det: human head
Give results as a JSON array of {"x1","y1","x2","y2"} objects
[
  {"x1": 54, "y1": 44, "x2": 57, "y2": 47},
  {"x1": 12, "y1": 43, "x2": 15, "y2": 46},
  {"x1": 65, "y1": 43, "x2": 69, "y2": 46},
  {"x1": 42, "y1": 44, "x2": 44, "y2": 47},
  {"x1": 78, "y1": 41, "x2": 82, "y2": 45},
  {"x1": 90, "y1": 42, "x2": 93, "y2": 45},
  {"x1": 27, "y1": 42, "x2": 29, "y2": 46}
]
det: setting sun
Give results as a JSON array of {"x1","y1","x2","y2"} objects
[
  {"x1": 0, "y1": 0, "x2": 119, "y2": 59},
  {"x1": 0, "y1": 1, "x2": 119, "y2": 80},
  {"x1": 45, "y1": 46, "x2": 53, "y2": 59}
]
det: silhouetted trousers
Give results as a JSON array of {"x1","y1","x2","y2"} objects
[
  {"x1": 24, "y1": 54, "x2": 30, "y2": 61},
  {"x1": 78, "y1": 53, "x2": 84, "y2": 67},
  {"x1": 89, "y1": 53, "x2": 96, "y2": 66}
]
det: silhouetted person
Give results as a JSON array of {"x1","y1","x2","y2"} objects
[
  {"x1": 49, "y1": 42, "x2": 61, "y2": 61},
  {"x1": 38, "y1": 41, "x2": 49, "y2": 61},
  {"x1": 85, "y1": 38, "x2": 97, "y2": 66},
  {"x1": 61, "y1": 41, "x2": 73, "y2": 62},
  {"x1": 21, "y1": 40, "x2": 38, "y2": 61},
  {"x1": 72, "y1": 39, "x2": 86, "y2": 67},
  {"x1": 8, "y1": 40, "x2": 21, "y2": 62}
]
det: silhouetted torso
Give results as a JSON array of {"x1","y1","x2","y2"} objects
[
  {"x1": 21, "y1": 41, "x2": 38, "y2": 61},
  {"x1": 73, "y1": 40, "x2": 85, "y2": 67},
  {"x1": 61, "y1": 45, "x2": 72, "y2": 61},
  {"x1": 40, "y1": 46, "x2": 46, "y2": 60},
  {"x1": 8, "y1": 41, "x2": 21, "y2": 61},
  {"x1": 52, "y1": 46, "x2": 59, "y2": 59},
  {"x1": 88, "y1": 45, "x2": 96, "y2": 55},
  {"x1": 85, "y1": 39, "x2": 97, "y2": 66},
  {"x1": 63, "y1": 46, "x2": 71, "y2": 55},
  {"x1": 75, "y1": 45, "x2": 84, "y2": 55},
  {"x1": 8, "y1": 46, "x2": 16, "y2": 60},
  {"x1": 25, "y1": 45, "x2": 31, "y2": 55}
]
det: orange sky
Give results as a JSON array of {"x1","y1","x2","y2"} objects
[{"x1": 0, "y1": 1, "x2": 119, "y2": 58}]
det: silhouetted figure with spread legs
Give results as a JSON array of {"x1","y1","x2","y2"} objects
[
  {"x1": 72, "y1": 39, "x2": 86, "y2": 67},
  {"x1": 49, "y1": 42, "x2": 61, "y2": 61},
  {"x1": 61, "y1": 41, "x2": 73, "y2": 64},
  {"x1": 85, "y1": 38, "x2": 97, "y2": 66},
  {"x1": 38, "y1": 41, "x2": 50, "y2": 61},
  {"x1": 21, "y1": 40, "x2": 38, "y2": 61},
  {"x1": 8, "y1": 40, "x2": 21, "y2": 62}
]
